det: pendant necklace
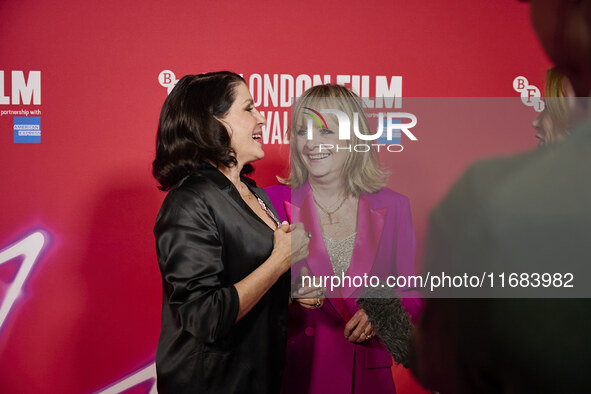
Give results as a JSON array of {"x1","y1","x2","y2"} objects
[{"x1": 313, "y1": 194, "x2": 346, "y2": 225}]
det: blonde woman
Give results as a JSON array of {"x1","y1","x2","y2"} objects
[{"x1": 266, "y1": 84, "x2": 421, "y2": 394}]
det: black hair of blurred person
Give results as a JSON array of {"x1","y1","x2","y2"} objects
[{"x1": 152, "y1": 71, "x2": 254, "y2": 191}]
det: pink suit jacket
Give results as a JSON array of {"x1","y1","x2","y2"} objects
[{"x1": 265, "y1": 183, "x2": 422, "y2": 394}]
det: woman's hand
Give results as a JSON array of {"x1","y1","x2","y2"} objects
[
  {"x1": 292, "y1": 266, "x2": 325, "y2": 309},
  {"x1": 234, "y1": 222, "x2": 304, "y2": 322},
  {"x1": 290, "y1": 222, "x2": 310, "y2": 263},
  {"x1": 271, "y1": 222, "x2": 310, "y2": 272},
  {"x1": 344, "y1": 309, "x2": 375, "y2": 343},
  {"x1": 272, "y1": 222, "x2": 292, "y2": 273}
]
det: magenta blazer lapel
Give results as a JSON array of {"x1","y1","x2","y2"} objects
[{"x1": 299, "y1": 190, "x2": 337, "y2": 280}]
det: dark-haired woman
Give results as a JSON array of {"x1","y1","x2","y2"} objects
[{"x1": 152, "y1": 72, "x2": 309, "y2": 394}]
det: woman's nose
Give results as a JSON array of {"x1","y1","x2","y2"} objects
[
  {"x1": 532, "y1": 114, "x2": 540, "y2": 129},
  {"x1": 255, "y1": 109, "x2": 266, "y2": 125},
  {"x1": 304, "y1": 130, "x2": 321, "y2": 149}
]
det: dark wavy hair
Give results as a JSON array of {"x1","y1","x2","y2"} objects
[{"x1": 152, "y1": 71, "x2": 252, "y2": 191}]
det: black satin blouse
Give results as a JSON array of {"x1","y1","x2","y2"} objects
[{"x1": 154, "y1": 163, "x2": 289, "y2": 394}]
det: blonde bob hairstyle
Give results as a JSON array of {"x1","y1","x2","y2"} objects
[
  {"x1": 287, "y1": 84, "x2": 388, "y2": 196},
  {"x1": 544, "y1": 67, "x2": 573, "y2": 142}
]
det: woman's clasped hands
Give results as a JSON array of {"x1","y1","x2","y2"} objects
[{"x1": 272, "y1": 221, "x2": 310, "y2": 272}]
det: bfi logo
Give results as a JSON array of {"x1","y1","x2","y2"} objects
[
  {"x1": 159, "y1": 70, "x2": 178, "y2": 94},
  {"x1": 0, "y1": 71, "x2": 41, "y2": 105},
  {"x1": 513, "y1": 76, "x2": 544, "y2": 112}
]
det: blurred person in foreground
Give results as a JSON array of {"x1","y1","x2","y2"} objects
[
  {"x1": 152, "y1": 72, "x2": 309, "y2": 393},
  {"x1": 411, "y1": 1, "x2": 591, "y2": 393},
  {"x1": 266, "y1": 84, "x2": 421, "y2": 394}
]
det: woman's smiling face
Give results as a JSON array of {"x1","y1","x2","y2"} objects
[
  {"x1": 294, "y1": 106, "x2": 349, "y2": 182},
  {"x1": 219, "y1": 82, "x2": 266, "y2": 165}
]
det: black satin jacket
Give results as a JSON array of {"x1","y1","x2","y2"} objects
[{"x1": 154, "y1": 164, "x2": 289, "y2": 394}]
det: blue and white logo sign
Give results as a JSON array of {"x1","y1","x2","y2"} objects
[{"x1": 14, "y1": 116, "x2": 41, "y2": 143}]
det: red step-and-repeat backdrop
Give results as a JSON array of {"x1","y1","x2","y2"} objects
[{"x1": 1, "y1": 1, "x2": 550, "y2": 393}]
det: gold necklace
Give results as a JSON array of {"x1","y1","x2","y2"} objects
[{"x1": 313, "y1": 194, "x2": 346, "y2": 224}]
